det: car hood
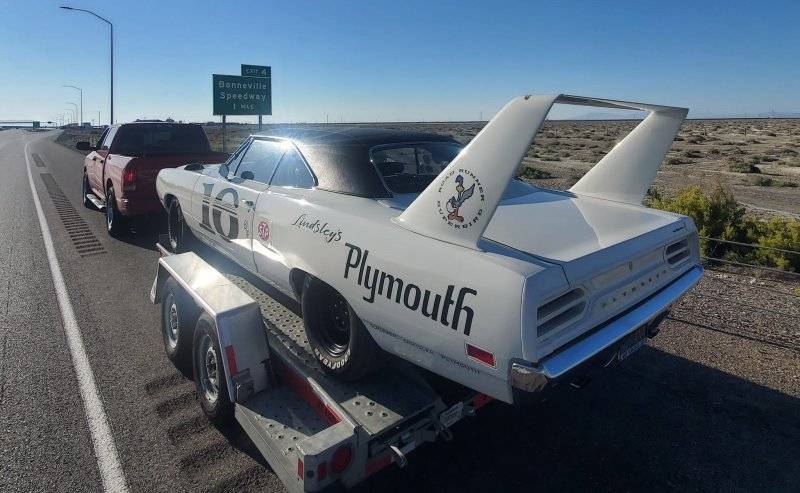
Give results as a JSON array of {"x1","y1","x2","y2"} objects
[{"x1": 483, "y1": 188, "x2": 687, "y2": 282}]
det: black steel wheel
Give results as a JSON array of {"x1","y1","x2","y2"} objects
[
  {"x1": 192, "y1": 313, "x2": 233, "y2": 424},
  {"x1": 301, "y1": 276, "x2": 381, "y2": 381}
]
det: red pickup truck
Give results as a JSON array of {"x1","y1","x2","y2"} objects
[{"x1": 77, "y1": 122, "x2": 227, "y2": 236}]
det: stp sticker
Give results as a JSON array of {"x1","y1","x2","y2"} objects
[{"x1": 257, "y1": 221, "x2": 270, "y2": 241}]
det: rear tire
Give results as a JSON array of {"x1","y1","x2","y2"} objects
[
  {"x1": 82, "y1": 171, "x2": 92, "y2": 209},
  {"x1": 192, "y1": 313, "x2": 234, "y2": 424},
  {"x1": 161, "y1": 278, "x2": 199, "y2": 374},
  {"x1": 167, "y1": 199, "x2": 191, "y2": 252},
  {"x1": 301, "y1": 276, "x2": 381, "y2": 381},
  {"x1": 105, "y1": 185, "x2": 126, "y2": 237}
]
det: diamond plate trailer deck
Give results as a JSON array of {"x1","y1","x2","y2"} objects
[{"x1": 150, "y1": 241, "x2": 491, "y2": 491}]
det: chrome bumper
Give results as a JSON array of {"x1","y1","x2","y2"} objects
[{"x1": 511, "y1": 265, "x2": 703, "y2": 392}]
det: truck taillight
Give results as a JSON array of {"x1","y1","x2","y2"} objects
[{"x1": 122, "y1": 166, "x2": 136, "y2": 192}]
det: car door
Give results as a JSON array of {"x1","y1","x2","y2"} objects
[
  {"x1": 192, "y1": 138, "x2": 285, "y2": 272},
  {"x1": 252, "y1": 142, "x2": 317, "y2": 294},
  {"x1": 89, "y1": 127, "x2": 116, "y2": 196}
]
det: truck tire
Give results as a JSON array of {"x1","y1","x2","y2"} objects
[
  {"x1": 82, "y1": 171, "x2": 93, "y2": 209},
  {"x1": 161, "y1": 278, "x2": 199, "y2": 374},
  {"x1": 105, "y1": 185, "x2": 127, "y2": 237},
  {"x1": 301, "y1": 276, "x2": 381, "y2": 381},
  {"x1": 192, "y1": 313, "x2": 234, "y2": 424},
  {"x1": 167, "y1": 199, "x2": 191, "y2": 253}
]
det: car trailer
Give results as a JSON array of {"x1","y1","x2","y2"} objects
[{"x1": 149, "y1": 240, "x2": 492, "y2": 491}]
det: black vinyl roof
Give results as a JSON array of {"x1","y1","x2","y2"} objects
[{"x1": 260, "y1": 127, "x2": 461, "y2": 198}]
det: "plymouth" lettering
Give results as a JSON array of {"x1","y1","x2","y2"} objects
[{"x1": 344, "y1": 243, "x2": 477, "y2": 335}]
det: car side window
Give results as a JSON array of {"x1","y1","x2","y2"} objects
[
  {"x1": 100, "y1": 126, "x2": 117, "y2": 151},
  {"x1": 233, "y1": 139, "x2": 285, "y2": 184},
  {"x1": 223, "y1": 139, "x2": 252, "y2": 177},
  {"x1": 95, "y1": 129, "x2": 109, "y2": 149},
  {"x1": 270, "y1": 146, "x2": 315, "y2": 189}
]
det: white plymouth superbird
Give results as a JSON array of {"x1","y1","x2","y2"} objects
[{"x1": 156, "y1": 94, "x2": 702, "y2": 404}]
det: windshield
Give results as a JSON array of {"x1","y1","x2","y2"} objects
[
  {"x1": 370, "y1": 142, "x2": 462, "y2": 194},
  {"x1": 112, "y1": 124, "x2": 212, "y2": 156}
]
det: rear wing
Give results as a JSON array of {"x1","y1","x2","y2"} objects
[{"x1": 396, "y1": 94, "x2": 688, "y2": 250}]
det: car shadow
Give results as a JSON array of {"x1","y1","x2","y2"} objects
[
  {"x1": 116, "y1": 213, "x2": 165, "y2": 251},
  {"x1": 357, "y1": 346, "x2": 800, "y2": 492}
]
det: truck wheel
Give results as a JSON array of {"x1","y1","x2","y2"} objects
[
  {"x1": 82, "y1": 171, "x2": 92, "y2": 209},
  {"x1": 192, "y1": 313, "x2": 233, "y2": 424},
  {"x1": 167, "y1": 199, "x2": 190, "y2": 252},
  {"x1": 302, "y1": 276, "x2": 381, "y2": 381},
  {"x1": 161, "y1": 278, "x2": 199, "y2": 373},
  {"x1": 105, "y1": 185, "x2": 127, "y2": 237}
]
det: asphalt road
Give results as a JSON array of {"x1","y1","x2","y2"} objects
[{"x1": 1, "y1": 129, "x2": 798, "y2": 492}]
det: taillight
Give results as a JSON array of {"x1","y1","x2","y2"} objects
[
  {"x1": 466, "y1": 343, "x2": 495, "y2": 367},
  {"x1": 330, "y1": 445, "x2": 352, "y2": 473},
  {"x1": 122, "y1": 166, "x2": 136, "y2": 191}
]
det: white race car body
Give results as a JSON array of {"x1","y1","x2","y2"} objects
[{"x1": 156, "y1": 94, "x2": 702, "y2": 403}]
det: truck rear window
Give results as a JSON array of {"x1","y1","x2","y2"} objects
[{"x1": 112, "y1": 124, "x2": 212, "y2": 156}]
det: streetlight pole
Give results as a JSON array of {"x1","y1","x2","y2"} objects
[
  {"x1": 63, "y1": 85, "x2": 83, "y2": 125},
  {"x1": 65, "y1": 108, "x2": 75, "y2": 124},
  {"x1": 67, "y1": 102, "x2": 79, "y2": 125},
  {"x1": 60, "y1": 6, "x2": 113, "y2": 124}
]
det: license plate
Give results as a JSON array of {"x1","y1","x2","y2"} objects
[
  {"x1": 439, "y1": 402, "x2": 464, "y2": 428},
  {"x1": 617, "y1": 325, "x2": 648, "y2": 361}
]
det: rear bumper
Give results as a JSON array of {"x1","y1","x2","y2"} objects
[{"x1": 511, "y1": 265, "x2": 703, "y2": 393}]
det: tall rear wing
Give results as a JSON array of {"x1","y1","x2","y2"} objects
[{"x1": 396, "y1": 94, "x2": 688, "y2": 250}]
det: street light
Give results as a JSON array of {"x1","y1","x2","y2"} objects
[
  {"x1": 63, "y1": 85, "x2": 82, "y2": 125},
  {"x1": 65, "y1": 108, "x2": 75, "y2": 124},
  {"x1": 67, "y1": 101, "x2": 79, "y2": 125},
  {"x1": 60, "y1": 6, "x2": 113, "y2": 124}
]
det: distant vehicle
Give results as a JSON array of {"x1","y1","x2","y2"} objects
[
  {"x1": 77, "y1": 122, "x2": 228, "y2": 236},
  {"x1": 155, "y1": 94, "x2": 703, "y2": 404}
]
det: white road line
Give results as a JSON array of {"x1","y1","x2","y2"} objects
[{"x1": 24, "y1": 137, "x2": 129, "y2": 493}]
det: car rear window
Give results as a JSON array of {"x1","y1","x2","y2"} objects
[
  {"x1": 370, "y1": 142, "x2": 462, "y2": 194},
  {"x1": 111, "y1": 124, "x2": 211, "y2": 156}
]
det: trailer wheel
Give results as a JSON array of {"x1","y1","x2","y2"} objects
[
  {"x1": 302, "y1": 276, "x2": 381, "y2": 381},
  {"x1": 161, "y1": 278, "x2": 199, "y2": 373},
  {"x1": 167, "y1": 199, "x2": 191, "y2": 253},
  {"x1": 192, "y1": 313, "x2": 233, "y2": 424}
]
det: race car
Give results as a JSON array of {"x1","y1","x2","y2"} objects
[{"x1": 155, "y1": 94, "x2": 703, "y2": 403}]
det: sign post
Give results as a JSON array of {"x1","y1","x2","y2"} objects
[{"x1": 213, "y1": 68, "x2": 272, "y2": 146}]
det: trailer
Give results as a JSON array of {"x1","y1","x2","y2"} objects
[{"x1": 149, "y1": 239, "x2": 492, "y2": 491}]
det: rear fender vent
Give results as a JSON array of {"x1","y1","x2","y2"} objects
[
  {"x1": 666, "y1": 239, "x2": 689, "y2": 266},
  {"x1": 537, "y1": 288, "x2": 586, "y2": 337}
]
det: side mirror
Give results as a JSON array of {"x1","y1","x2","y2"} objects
[
  {"x1": 76, "y1": 141, "x2": 93, "y2": 151},
  {"x1": 218, "y1": 163, "x2": 229, "y2": 178}
]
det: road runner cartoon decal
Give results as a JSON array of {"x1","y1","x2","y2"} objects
[
  {"x1": 344, "y1": 243, "x2": 477, "y2": 335},
  {"x1": 436, "y1": 169, "x2": 484, "y2": 230}
]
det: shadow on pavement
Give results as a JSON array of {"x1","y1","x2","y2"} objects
[{"x1": 359, "y1": 346, "x2": 800, "y2": 492}]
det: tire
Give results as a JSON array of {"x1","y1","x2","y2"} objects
[
  {"x1": 192, "y1": 313, "x2": 233, "y2": 424},
  {"x1": 82, "y1": 171, "x2": 93, "y2": 209},
  {"x1": 105, "y1": 185, "x2": 127, "y2": 237},
  {"x1": 167, "y1": 198, "x2": 191, "y2": 253},
  {"x1": 161, "y1": 278, "x2": 199, "y2": 373},
  {"x1": 301, "y1": 276, "x2": 381, "y2": 381}
]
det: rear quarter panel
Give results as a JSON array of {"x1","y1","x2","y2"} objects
[{"x1": 263, "y1": 189, "x2": 546, "y2": 402}]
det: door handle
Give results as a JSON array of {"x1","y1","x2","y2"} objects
[
  {"x1": 92, "y1": 156, "x2": 97, "y2": 161},
  {"x1": 243, "y1": 199, "x2": 255, "y2": 208}
]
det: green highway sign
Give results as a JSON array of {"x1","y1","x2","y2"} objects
[
  {"x1": 212, "y1": 74, "x2": 271, "y2": 115},
  {"x1": 241, "y1": 64, "x2": 270, "y2": 78}
]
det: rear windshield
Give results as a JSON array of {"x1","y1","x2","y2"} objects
[
  {"x1": 370, "y1": 142, "x2": 462, "y2": 194},
  {"x1": 111, "y1": 124, "x2": 211, "y2": 156}
]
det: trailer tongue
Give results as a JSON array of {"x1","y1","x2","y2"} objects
[{"x1": 150, "y1": 240, "x2": 491, "y2": 491}]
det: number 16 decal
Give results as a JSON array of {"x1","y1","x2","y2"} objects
[{"x1": 200, "y1": 182, "x2": 239, "y2": 241}]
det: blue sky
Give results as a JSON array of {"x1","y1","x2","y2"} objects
[{"x1": 1, "y1": 0, "x2": 798, "y2": 124}]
